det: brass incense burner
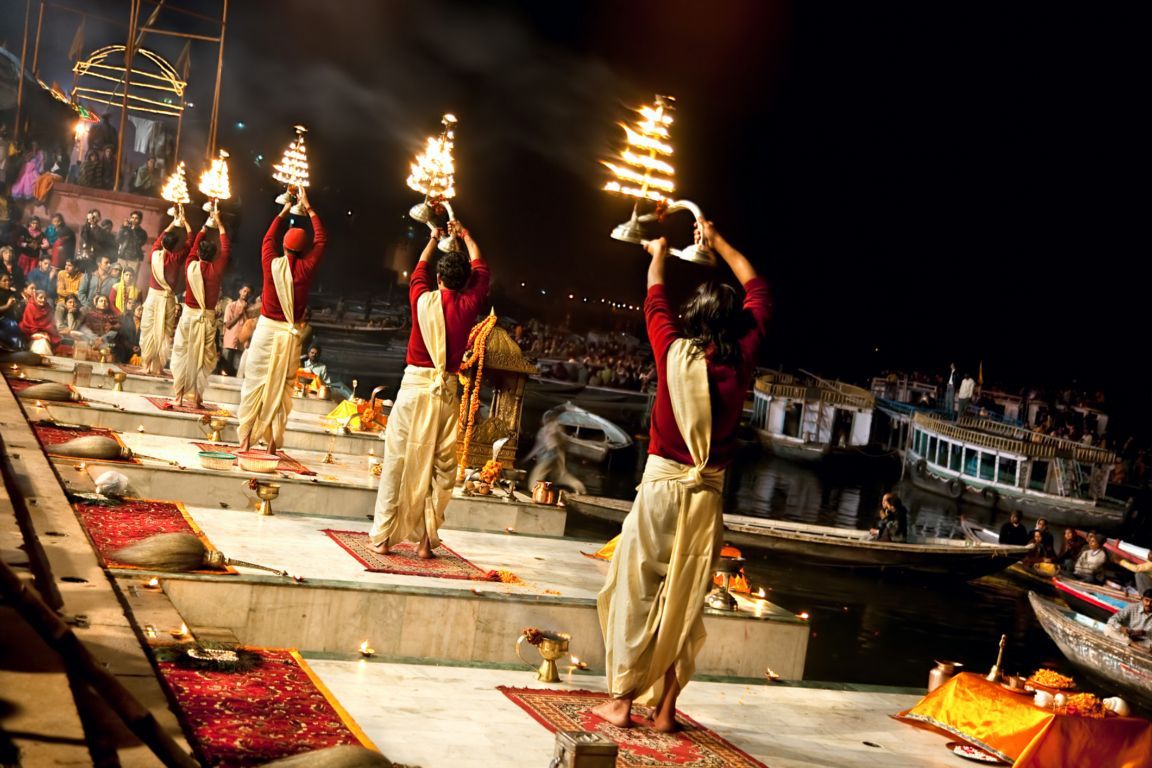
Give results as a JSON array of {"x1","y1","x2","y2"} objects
[
  {"x1": 517, "y1": 630, "x2": 570, "y2": 683},
  {"x1": 200, "y1": 415, "x2": 229, "y2": 443},
  {"x1": 109, "y1": 370, "x2": 127, "y2": 392},
  {"x1": 253, "y1": 481, "x2": 281, "y2": 516},
  {"x1": 706, "y1": 556, "x2": 745, "y2": 611}
]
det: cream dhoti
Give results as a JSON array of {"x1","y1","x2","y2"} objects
[
  {"x1": 597, "y1": 339, "x2": 723, "y2": 707},
  {"x1": 139, "y1": 250, "x2": 177, "y2": 372},
  {"x1": 170, "y1": 260, "x2": 217, "y2": 399},
  {"x1": 369, "y1": 291, "x2": 458, "y2": 549},
  {"x1": 237, "y1": 255, "x2": 301, "y2": 448}
]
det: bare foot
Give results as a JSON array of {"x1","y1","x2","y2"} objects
[
  {"x1": 652, "y1": 711, "x2": 681, "y2": 733},
  {"x1": 417, "y1": 534, "x2": 435, "y2": 559},
  {"x1": 191, "y1": 401, "x2": 204, "y2": 411},
  {"x1": 368, "y1": 541, "x2": 389, "y2": 555},
  {"x1": 591, "y1": 698, "x2": 633, "y2": 728}
]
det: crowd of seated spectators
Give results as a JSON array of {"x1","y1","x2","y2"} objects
[{"x1": 517, "y1": 320, "x2": 655, "y2": 391}]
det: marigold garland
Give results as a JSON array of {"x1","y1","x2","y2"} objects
[{"x1": 457, "y1": 311, "x2": 499, "y2": 480}]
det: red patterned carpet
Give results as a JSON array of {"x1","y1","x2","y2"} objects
[
  {"x1": 32, "y1": 423, "x2": 140, "y2": 463},
  {"x1": 157, "y1": 648, "x2": 373, "y2": 767},
  {"x1": 73, "y1": 498, "x2": 235, "y2": 574},
  {"x1": 194, "y1": 443, "x2": 316, "y2": 476},
  {"x1": 322, "y1": 529, "x2": 503, "y2": 581},
  {"x1": 498, "y1": 687, "x2": 769, "y2": 768},
  {"x1": 145, "y1": 396, "x2": 231, "y2": 415}
]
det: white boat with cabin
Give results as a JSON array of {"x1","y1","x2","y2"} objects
[
  {"x1": 905, "y1": 412, "x2": 1128, "y2": 527},
  {"x1": 750, "y1": 370, "x2": 883, "y2": 463}
]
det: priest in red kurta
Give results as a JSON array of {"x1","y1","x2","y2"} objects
[
  {"x1": 170, "y1": 210, "x2": 232, "y2": 409},
  {"x1": 369, "y1": 220, "x2": 490, "y2": 559},
  {"x1": 139, "y1": 217, "x2": 189, "y2": 375},
  {"x1": 237, "y1": 188, "x2": 327, "y2": 452},
  {"x1": 595, "y1": 222, "x2": 771, "y2": 732}
]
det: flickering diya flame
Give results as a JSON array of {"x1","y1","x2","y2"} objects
[
  {"x1": 161, "y1": 162, "x2": 191, "y2": 205},
  {"x1": 169, "y1": 622, "x2": 189, "y2": 638},
  {"x1": 406, "y1": 114, "x2": 458, "y2": 200},
  {"x1": 602, "y1": 95, "x2": 676, "y2": 203},
  {"x1": 359, "y1": 640, "x2": 375, "y2": 657},
  {"x1": 199, "y1": 150, "x2": 232, "y2": 203},
  {"x1": 273, "y1": 125, "x2": 311, "y2": 190},
  {"x1": 146, "y1": 577, "x2": 160, "y2": 588}
]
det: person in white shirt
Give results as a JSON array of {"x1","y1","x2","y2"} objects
[
  {"x1": 1070, "y1": 531, "x2": 1107, "y2": 583},
  {"x1": 1106, "y1": 589, "x2": 1152, "y2": 648},
  {"x1": 956, "y1": 374, "x2": 976, "y2": 419}
]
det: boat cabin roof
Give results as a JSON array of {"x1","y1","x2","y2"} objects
[{"x1": 912, "y1": 412, "x2": 1117, "y2": 464}]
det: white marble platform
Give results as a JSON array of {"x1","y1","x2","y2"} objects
[
  {"x1": 16, "y1": 382, "x2": 380, "y2": 454},
  {"x1": 7, "y1": 358, "x2": 334, "y2": 414},
  {"x1": 304, "y1": 660, "x2": 953, "y2": 768},
  {"x1": 62, "y1": 431, "x2": 566, "y2": 535},
  {"x1": 155, "y1": 506, "x2": 808, "y2": 679}
]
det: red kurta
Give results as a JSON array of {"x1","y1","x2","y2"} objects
[
  {"x1": 645, "y1": 276, "x2": 772, "y2": 468},
  {"x1": 182, "y1": 230, "x2": 232, "y2": 309},
  {"x1": 147, "y1": 233, "x2": 187, "y2": 293},
  {"x1": 19, "y1": 301, "x2": 61, "y2": 345},
  {"x1": 404, "y1": 258, "x2": 491, "y2": 374},
  {"x1": 259, "y1": 215, "x2": 327, "y2": 323}
]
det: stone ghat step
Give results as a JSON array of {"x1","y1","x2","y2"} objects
[
  {"x1": 130, "y1": 506, "x2": 808, "y2": 680},
  {"x1": 56, "y1": 428, "x2": 565, "y2": 535},
  {"x1": 7, "y1": 358, "x2": 336, "y2": 415},
  {"x1": 18, "y1": 385, "x2": 381, "y2": 455}
]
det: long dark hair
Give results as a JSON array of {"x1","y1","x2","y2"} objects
[{"x1": 681, "y1": 280, "x2": 748, "y2": 366}]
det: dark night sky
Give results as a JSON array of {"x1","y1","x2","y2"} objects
[{"x1": 2, "y1": 1, "x2": 1146, "y2": 421}]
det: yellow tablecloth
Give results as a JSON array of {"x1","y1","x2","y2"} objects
[{"x1": 896, "y1": 673, "x2": 1152, "y2": 767}]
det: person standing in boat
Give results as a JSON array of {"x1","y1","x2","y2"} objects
[
  {"x1": 945, "y1": 362, "x2": 957, "y2": 417},
  {"x1": 525, "y1": 410, "x2": 587, "y2": 494},
  {"x1": 595, "y1": 221, "x2": 771, "y2": 732},
  {"x1": 237, "y1": 189, "x2": 327, "y2": 453},
  {"x1": 368, "y1": 220, "x2": 490, "y2": 559},
  {"x1": 956, "y1": 372, "x2": 976, "y2": 420}
]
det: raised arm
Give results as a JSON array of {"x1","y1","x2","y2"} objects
[
  {"x1": 418, "y1": 227, "x2": 441, "y2": 264},
  {"x1": 262, "y1": 205, "x2": 289, "y2": 268},
  {"x1": 698, "y1": 220, "x2": 756, "y2": 285},
  {"x1": 644, "y1": 237, "x2": 667, "y2": 288}
]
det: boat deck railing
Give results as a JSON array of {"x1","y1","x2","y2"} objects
[
  {"x1": 755, "y1": 377, "x2": 874, "y2": 410},
  {"x1": 913, "y1": 413, "x2": 1117, "y2": 464}
]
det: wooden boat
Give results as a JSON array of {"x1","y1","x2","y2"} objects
[
  {"x1": 564, "y1": 494, "x2": 1029, "y2": 576},
  {"x1": 750, "y1": 370, "x2": 882, "y2": 464},
  {"x1": 1028, "y1": 592, "x2": 1152, "y2": 708},
  {"x1": 1106, "y1": 540, "x2": 1150, "y2": 564},
  {"x1": 906, "y1": 412, "x2": 1129, "y2": 527},
  {"x1": 1052, "y1": 576, "x2": 1136, "y2": 622},
  {"x1": 543, "y1": 403, "x2": 632, "y2": 463}
]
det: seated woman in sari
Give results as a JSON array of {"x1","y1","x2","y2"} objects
[
  {"x1": 19, "y1": 289, "x2": 61, "y2": 354},
  {"x1": 82, "y1": 294, "x2": 120, "y2": 347},
  {"x1": 0, "y1": 272, "x2": 25, "y2": 350},
  {"x1": 10, "y1": 141, "x2": 44, "y2": 200}
]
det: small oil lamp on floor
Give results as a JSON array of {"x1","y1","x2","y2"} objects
[{"x1": 358, "y1": 640, "x2": 375, "y2": 658}]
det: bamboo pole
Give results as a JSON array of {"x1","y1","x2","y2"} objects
[
  {"x1": 31, "y1": 1, "x2": 44, "y2": 76},
  {"x1": 113, "y1": 0, "x2": 140, "y2": 192},
  {"x1": 206, "y1": 0, "x2": 229, "y2": 155},
  {"x1": 13, "y1": 0, "x2": 31, "y2": 144},
  {"x1": 0, "y1": 561, "x2": 198, "y2": 768}
]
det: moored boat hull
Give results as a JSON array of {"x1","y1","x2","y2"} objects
[
  {"x1": 1028, "y1": 592, "x2": 1152, "y2": 708},
  {"x1": 1052, "y1": 577, "x2": 1136, "y2": 622}
]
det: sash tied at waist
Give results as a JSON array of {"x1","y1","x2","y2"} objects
[
  {"x1": 641, "y1": 454, "x2": 724, "y2": 494},
  {"x1": 400, "y1": 364, "x2": 456, "y2": 400}
]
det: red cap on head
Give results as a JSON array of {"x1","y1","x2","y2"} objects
[{"x1": 283, "y1": 227, "x2": 309, "y2": 253}]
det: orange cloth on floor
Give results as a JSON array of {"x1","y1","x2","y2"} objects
[{"x1": 896, "y1": 673, "x2": 1152, "y2": 767}]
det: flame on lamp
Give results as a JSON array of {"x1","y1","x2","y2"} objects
[
  {"x1": 160, "y1": 161, "x2": 191, "y2": 205},
  {"x1": 602, "y1": 95, "x2": 676, "y2": 203},
  {"x1": 406, "y1": 114, "x2": 457, "y2": 200},
  {"x1": 199, "y1": 150, "x2": 232, "y2": 202},
  {"x1": 273, "y1": 125, "x2": 310, "y2": 189},
  {"x1": 359, "y1": 640, "x2": 375, "y2": 657}
]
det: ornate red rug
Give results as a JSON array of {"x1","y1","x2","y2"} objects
[
  {"x1": 32, "y1": 423, "x2": 140, "y2": 463},
  {"x1": 145, "y1": 396, "x2": 231, "y2": 416},
  {"x1": 498, "y1": 687, "x2": 769, "y2": 768},
  {"x1": 156, "y1": 648, "x2": 374, "y2": 767},
  {"x1": 321, "y1": 529, "x2": 504, "y2": 581},
  {"x1": 194, "y1": 443, "x2": 316, "y2": 476},
  {"x1": 73, "y1": 498, "x2": 235, "y2": 574}
]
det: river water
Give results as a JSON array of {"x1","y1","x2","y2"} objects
[{"x1": 329, "y1": 340, "x2": 1065, "y2": 691}]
